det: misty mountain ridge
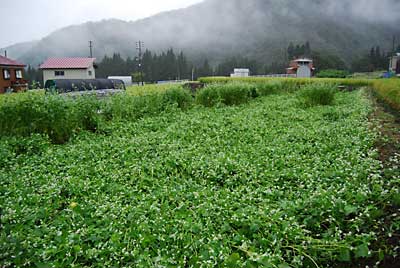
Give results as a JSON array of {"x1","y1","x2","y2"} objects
[{"x1": 3, "y1": 0, "x2": 400, "y2": 67}]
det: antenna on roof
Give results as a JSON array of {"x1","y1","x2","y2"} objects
[
  {"x1": 89, "y1": 41, "x2": 93, "y2": 58},
  {"x1": 4, "y1": 50, "x2": 7, "y2": 58}
]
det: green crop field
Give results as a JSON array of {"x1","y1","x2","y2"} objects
[{"x1": 1, "y1": 81, "x2": 399, "y2": 267}]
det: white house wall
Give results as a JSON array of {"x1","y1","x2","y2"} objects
[{"x1": 43, "y1": 66, "x2": 96, "y2": 83}]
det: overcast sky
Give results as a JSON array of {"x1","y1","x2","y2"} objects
[{"x1": 1, "y1": 0, "x2": 203, "y2": 48}]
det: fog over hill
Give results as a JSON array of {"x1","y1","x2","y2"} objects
[{"x1": 3, "y1": 0, "x2": 400, "y2": 66}]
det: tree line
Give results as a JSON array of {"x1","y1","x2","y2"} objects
[
  {"x1": 351, "y1": 45, "x2": 397, "y2": 72},
  {"x1": 24, "y1": 42, "x2": 400, "y2": 86}
]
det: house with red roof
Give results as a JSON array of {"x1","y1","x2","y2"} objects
[
  {"x1": 40, "y1": 58, "x2": 96, "y2": 84},
  {"x1": 0, "y1": 55, "x2": 27, "y2": 93}
]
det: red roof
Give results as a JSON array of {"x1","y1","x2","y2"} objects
[
  {"x1": 0, "y1": 55, "x2": 26, "y2": 67},
  {"x1": 40, "y1": 58, "x2": 96, "y2": 69}
]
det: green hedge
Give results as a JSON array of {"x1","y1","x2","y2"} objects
[{"x1": 198, "y1": 77, "x2": 371, "y2": 88}]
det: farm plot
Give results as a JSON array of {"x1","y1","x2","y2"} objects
[{"x1": 0, "y1": 90, "x2": 398, "y2": 267}]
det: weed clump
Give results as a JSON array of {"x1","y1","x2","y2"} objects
[
  {"x1": 298, "y1": 83, "x2": 336, "y2": 107},
  {"x1": 256, "y1": 80, "x2": 285, "y2": 96},
  {"x1": 196, "y1": 83, "x2": 255, "y2": 107}
]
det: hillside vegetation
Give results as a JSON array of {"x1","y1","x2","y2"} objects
[{"x1": 4, "y1": 0, "x2": 400, "y2": 66}]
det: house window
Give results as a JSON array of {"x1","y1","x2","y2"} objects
[
  {"x1": 15, "y1": 70, "x2": 23, "y2": 79},
  {"x1": 3, "y1": 69, "x2": 10, "y2": 80},
  {"x1": 55, "y1": 71, "x2": 65, "y2": 76},
  {"x1": 88, "y1": 70, "x2": 92, "y2": 76}
]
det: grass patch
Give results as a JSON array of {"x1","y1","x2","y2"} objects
[{"x1": 298, "y1": 83, "x2": 337, "y2": 107}]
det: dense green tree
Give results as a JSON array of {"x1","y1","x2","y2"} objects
[
  {"x1": 351, "y1": 46, "x2": 389, "y2": 72},
  {"x1": 287, "y1": 42, "x2": 312, "y2": 60},
  {"x1": 24, "y1": 65, "x2": 44, "y2": 88},
  {"x1": 312, "y1": 51, "x2": 347, "y2": 71}
]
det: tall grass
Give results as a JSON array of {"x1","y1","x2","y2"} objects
[
  {"x1": 0, "y1": 88, "x2": 193, "y2": 144},
  {"x1": 372, "y1": 79, "x2": 400, "y2": 110},
  {"x1": 198, "y1": 76, "x2": 372, "y2": 88},
  {"x1": 195, "y1": 83, "x2": 255, "y2": 107},
  {"x1": 298, "y1": 83, "x2": 337, "y2": 107},
  {"x1": 0, "y1": 93, "x2": 84, "y2": 144}
]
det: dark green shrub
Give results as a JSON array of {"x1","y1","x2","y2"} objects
[
  {"x1": 0, "y1": 94, "x2": 76, "y2": 144},
  {"x1": 256, "y1": 81, "x2": 285, "y2": 96},
  {"x1": 73, "y1": 96, "x2": 103, "y2": 132},
  {"x1": 0, "y1": 93, "x2": 104, "y2": 144},
  {"x1": 299, "y1": 83, "x2": 337, "y2": 107},
  {"x1": 104, "y1": 88, "x2": 193, "y2": 121},
  {"x1": 195, "y1": 85, "x2": 221, "y2": 107},
  {"x1": 103, "y1": 93, "x2": 164, "y2": 120},
  {"x1": 162, "y1": 87, "x2": 193, "y2": 109},
  {"x1": 196, "y1": 83, "x2": 253, "y2": 107},
  {"x1": 316, "y1": 69, "x2": 350, "y2": 78}
]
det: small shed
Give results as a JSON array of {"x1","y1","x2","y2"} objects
[{"x1": 230, "y1": 68, "x2": 250, "y2": 77}]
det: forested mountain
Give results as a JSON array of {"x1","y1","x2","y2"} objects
[{"x1": 3, "y1": 0, "x2": 400, "y2": 67}]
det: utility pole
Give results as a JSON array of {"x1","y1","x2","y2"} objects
[
  {"x1": 89, "y1": 41, "x2": 93, "y2": 58},
  {"x1": 136, "y1": 41, "x2": 144, "y2": 86},
  {"x1": 393, "y1": 36, "x2": 396, "y2": 56}
]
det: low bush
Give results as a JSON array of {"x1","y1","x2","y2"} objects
[
  {"x1": 256, "y1": 80, "x2": 285, "y2": 96},
  {"x1": 0, "y1": 93, "x2": 80, "y2": 144},
  {"x1": 196, "y1": 83, "x2": 253, "y2": 107},
  {"x1": 316, "y1": 69, "x2": 350, "y2": 78},
  {"x1": 0, "y1": 88, "x2": 193, "y2": 144},
  {"x1": 162, "y1": 87, "x2": 193, "y2": 109},
  {"x1": 198, "y1": 76, "x2": 371, "y2": 89},
  {"x1": 298, "y1": 83, "x2": 337, "y2": 107}
]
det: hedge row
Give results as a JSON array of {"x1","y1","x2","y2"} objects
[
  {"x1": 372, "y1": 79, "x2": 400, "y2": 111},
  {"x1": 0, "y1": 88, "x2": 192, "y2": 144},
  {"x1": 199, "y1": 76, "x2": 400, "y2": 111},
  {"x1": 198, "y1": 76, "x2": 372, "y2": 88}
]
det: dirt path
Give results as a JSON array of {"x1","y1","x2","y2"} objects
[{"x1": 367, "y1": 91, "x2": 400, "y2": 268}]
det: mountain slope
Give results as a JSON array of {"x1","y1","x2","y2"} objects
[{"x1": 4, "y1": 0, "x2": 400, "y2": 66}]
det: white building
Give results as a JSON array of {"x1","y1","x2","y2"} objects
[
  {"x1": 389, "y1": 53, "x2": 400, "y2": 76},
  {"x1": 108, "y1": 76, "x2": 133, "y2": 86},
  {"x1": 40, "y1": 58, "x2": 96, "y2": 83},
  {"x1": 230, "y1": 68, "x2": 250, "y2": 77}
]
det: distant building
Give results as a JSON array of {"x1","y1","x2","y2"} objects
[
  {"x1": 231, "y1": 68, "x2": 250, "y2": 77},
  {"x1": 287, "y1": 58, "x2": 315, "y2": 78},
  {"x1": 389, "y1": 53, "x2": 400, "y2": 76},
  {"x1": 40, "y1": 58, "x2": 96, "y2": 84},
  {"x1": 0, "y1": 55, "x2": 27, "y2": 93}
]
